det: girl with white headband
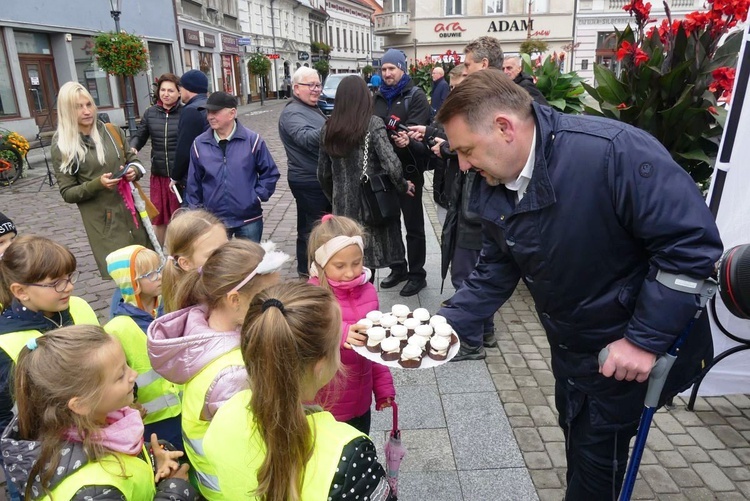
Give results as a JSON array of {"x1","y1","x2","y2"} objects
[
  {"x1": 307, "y1": 214, "x2": 395, "y2": 434},
  {"x1": 146, "y1": 239, "x2": 288, "y2": 499}
]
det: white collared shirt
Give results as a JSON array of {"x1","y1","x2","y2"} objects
[{"x1": 504, "y1": 126, "x2": 537, "y2": 203}]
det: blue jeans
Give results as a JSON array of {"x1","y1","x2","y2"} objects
[
  {"x1": 3, "y1": 464, "x2": 21, "y2": 501},
  {"x1": 227, "y1": 218, "x2": 263, "y2": 242}
]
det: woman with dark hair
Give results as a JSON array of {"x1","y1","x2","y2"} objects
[
  {"x1": 318, "y1": 75, "x2": 413, "y2": 274},
  {"x1": 130, "y1": 73, "x2": 183, "y2": 244}
]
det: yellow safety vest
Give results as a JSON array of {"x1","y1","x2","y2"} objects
[
  {"x1": 0, "y1": 297, "x2": 99, "y2": 363},
  {"x1": 181, "y1": 348, "x2": 245, "y2": 500},
  {"x1": 39, "y1": 447, "x2": 154, "y2": 500},
  {"x1": 203, "y1": 389, "x2": 366, "y2": 500},
  {"x1": 104, "y1": 316, "x2": 181, "y2": 425}
]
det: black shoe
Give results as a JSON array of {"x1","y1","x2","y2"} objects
[
  {"x1": 400, "y1": 278, "x2": 427, "y2": 297},
  {"x1": 451, "y1": 343, "x2": 486, "y2": 362},
  {"x1": 380, "y1": 271, "x2": 408, "y2": 289},
  {"x1": 483, "y1": 331, "x2": 498, "y2": 348}
]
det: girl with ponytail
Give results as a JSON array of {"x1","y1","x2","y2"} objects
[{"x1": 203, "y1": 281, "x2": 394, "y2": 501}]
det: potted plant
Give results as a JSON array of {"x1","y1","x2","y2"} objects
[
  {"x1": 583, "y1": 0, "x2": 747, "y2": 188},
  {"x1": 0, "y1": 128, "x2": 30, "y2": 185},
  {"x1": 522, "y1": 52, "x2": 587, "y2": 114},
  {"x1": 93, "y1": 32, "x2": 149, "y2": 77}
]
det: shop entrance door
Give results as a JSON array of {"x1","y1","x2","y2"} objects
[{"x1": 19, "y1": 56, "x2": 59, "y2": 131}]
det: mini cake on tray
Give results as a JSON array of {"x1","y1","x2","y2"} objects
[
  {"x1": 403, "y1": 318, "x2": 421, "y2": 336},
  {"x1": 366, "y1": 327, "x2": 386, "y2": 353},
  {"x1": 389, "y1": 324, "x2": 409, "y2": 347},
  {"x1": 356, "y1": 318, "x2": 374, "y2": 331},
  {"x1": 399, "y1": 343, "x2": 423, "y2": 368},
  {"x1": 414, "y1": 324, "x2": 433, "y2": 339},
  {"x1": 380, "y1": 314, "x2": 399, "y2": 330},
  {"x1": 407, "y1": 334, "x2": 428, "y2": 351},
  {"x1": 380, "y1": 336, "x2": 401, "y2": 361},
  {"x1": 366, "y1": 310, "x2": 383, "y2": 325},
  {"x1": 412, "y1": 308, "x2": 430, "y2": 324},
  {"x1": 428, "y1": 335, "x2": 451, "y2": 361},
  {"x1": 429, "y1": 314, "x2": 447, "y2": 328},
  {"x1": 391, "y1": 304, "x2": 410, "y2": 322}
]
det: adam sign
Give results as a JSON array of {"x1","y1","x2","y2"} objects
[{"x1": 434, "y1": 21, "x2": 466, "y2": 38}]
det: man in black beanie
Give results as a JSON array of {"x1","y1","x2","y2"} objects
[
  {"x1": 0, "y1": 211, "x2": 17, "y2": 258},
  {"x1": 172, "y1": 70, "x2": 210, "y2": 193},
  {"x1": 373, "y1": 48, "x2": 431, "y2": 297}
]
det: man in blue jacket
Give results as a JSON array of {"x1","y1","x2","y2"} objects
[
  {"x1": 436, "y1": 70, "x2": 722, "y2": 499},
  {"x1": 186, "y1": 92, "x2": 280, "y2": 241},
  {"x1": 172, "y1": 70, "x2": 210, "y2": 192}
]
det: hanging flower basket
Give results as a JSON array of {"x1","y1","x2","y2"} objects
[
  {"x1": 93, "y1": 32, "x2": 149, "y2": 77},
  {"x1": 247, "y1": 53, "x2": 271, "y2": 76}
]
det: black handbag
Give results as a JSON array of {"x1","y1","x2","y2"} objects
[{"x1": 359, "y1": 131, "x2": 401, "y2": 226}]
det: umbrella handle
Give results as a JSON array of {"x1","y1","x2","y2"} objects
[{"x1": 392, "y1": 401, "x2": 399, "y2": 433}]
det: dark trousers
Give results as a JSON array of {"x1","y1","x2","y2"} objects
[
  {"x1": 289, "y1": 181, "x2": 331, "y2": 276},
  {"x1": 345, "y1": 409, "x2": 372, "y2": 435},
  {"x1": 391, "y1": 171, "x2": 426, "y2": 281},
  {"x1": 556, "y1": 381, "x2": 639, "y2": 500},
  {"x1": 451, "y1": 246, "x2": 494, "y2": 340}
]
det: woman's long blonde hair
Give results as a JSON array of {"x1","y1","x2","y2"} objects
[{"x1": 54, "y1": 81, "x2": 106, "y2": 174}]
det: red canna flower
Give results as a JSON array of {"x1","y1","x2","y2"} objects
[
  {"x1": 623, "y1": 0, "x2": 652, "y2": 24},
  {"x1": 617, "y1": 102, "x2": 628, "y2": 110},
  {"x1": 616, "y1": 40, "x2": 633, "y2": 61},
  {"x1": 634, "y1": 47, "x2": 649, "y2": 66},
  {"x1": 709, "y1": 67, "x2": 736, "y2": 97}
]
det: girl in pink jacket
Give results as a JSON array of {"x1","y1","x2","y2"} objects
[{"x1": 308, "y1": 215, "x2": 395, "y2": 434}]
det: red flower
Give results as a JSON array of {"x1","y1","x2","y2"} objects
[
  {"x1": 709, "y1": 67, "x2": 736, "y2": 97},
  {"x1": 683, "y1": 11, "x2": 710, "y2": 36},
  {"x1": 623, "y1": 0, "x2": 652, "y2": 24},
  {"x1": 616, "y1": 40, "x2": 633, "y2": 61},
  {"x1": 617, "y1": 103, "x2": 629, "y2": 110},
  {"x1": 634, "y1": 47, "x2": 649, "y2": 66}
]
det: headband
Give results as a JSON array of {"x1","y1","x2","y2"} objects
[
  {"x1": 309, "y1": 236, "x2": 364, "y2": 278},
  {"x1": 230, "y1": 241, "x2": 290, "y2": 293}
]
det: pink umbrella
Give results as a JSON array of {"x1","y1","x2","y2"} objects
[{"x1": 384, "y1": 401, "x2": 406, "y2": 496}]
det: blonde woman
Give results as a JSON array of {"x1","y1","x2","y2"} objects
[{"x1": 51, "y1": 81, "x2": 153, "y2": 279}]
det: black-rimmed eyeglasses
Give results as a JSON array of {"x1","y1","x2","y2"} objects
[{"x1": 297, "y1": 83, "x2": 322, "y2": 91}]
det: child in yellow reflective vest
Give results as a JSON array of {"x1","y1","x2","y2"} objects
[
  {"x1": 0, "y1": 325, "x2": 198, "y2": 500},
  {"x1": 105, "y1": 245, "x2": 182, "y2": 452}
]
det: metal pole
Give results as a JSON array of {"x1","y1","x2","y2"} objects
[{"x1": 111, "y1": 9, "x2": 138, "y2": 137}]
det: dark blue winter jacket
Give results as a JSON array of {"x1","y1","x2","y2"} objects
[
  {"x1": 186, "y1": 121, "x2": 280, "y2": 228},
  {"x1": 439, "y1": 103, "x2": 722, "y2": 425}
]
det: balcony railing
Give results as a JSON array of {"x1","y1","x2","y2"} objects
[
  {"x1": 594, "y1": 0, "x2": 700, "y2": 11},
  {"x1": 374, "y1": 12, "x2": 411, "y2": 36}
]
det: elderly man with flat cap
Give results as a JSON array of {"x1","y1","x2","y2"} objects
[{"x1": 186, "y1": 92, "x2": 280, "y2": 241}]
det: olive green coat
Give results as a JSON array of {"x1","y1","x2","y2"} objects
[{"x1": 52, "y1": 121, "x2": 153, "y2": 278}]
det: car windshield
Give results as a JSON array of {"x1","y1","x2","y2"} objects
[{"x1": 323, "y1": 76, "x2": 345, "y2": 91}]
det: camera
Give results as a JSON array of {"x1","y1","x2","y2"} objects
[{"x1": 716, "y1": 244, "x2": 750, "y2": 319}]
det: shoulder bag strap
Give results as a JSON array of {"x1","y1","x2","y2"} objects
[{"x1": 360, "y1": 131, "x2": 371, "y2": 182}]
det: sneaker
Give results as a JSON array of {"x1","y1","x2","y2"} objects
[
  {"x1": 483, "y1": 331, "x2": 498, "y2": 348},
  {"x1": 380, "y1": 271, "x2": 408, "y2": 289},
  {"x1": 400, "y1": 278, "x2": 427, "y2": 297},
  {"x1": 450, "y1": 343, "x2": 486, "y2": 362}
]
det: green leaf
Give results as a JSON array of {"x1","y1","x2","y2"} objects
[
  {"x1": 675, "y1": 149, "x2": 711, "y2": 164},
  {"x1": 547, "y1": 99, "x2": 566, "y2": 111},
  {"x1": 593, "y1": 64, "x2": 629, "y2": 104}
]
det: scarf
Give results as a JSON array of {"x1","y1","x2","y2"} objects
[
  {"x1": 326, "y1": 268, "x2": 373, "y2": 290},
  {"x1": 65, "y1": 406, "x2": 145, "y2": 456},
  {"x1": 117, "y1": 180, "x2": 139, "y2": 228},
  {"x1": 379, "y1": 74, "x2": 412, "y2": 106}
]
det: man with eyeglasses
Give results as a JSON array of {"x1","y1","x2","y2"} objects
[{"x1": 279, "y1": 67, "x2": 331, "y2": 278}]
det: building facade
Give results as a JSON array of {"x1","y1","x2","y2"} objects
[
  {"x1": 1, "y1": 0, "x2": 180, "y2": 138},
  {"x1": 375, "y1": 0, "x2": 575, "y2": 68},
  {"x1": 326, "y1": 0, "x2": 376, "y2": 73},
  {"x1": 574, "y1": 0, "x2": 706, "y2": 82}
]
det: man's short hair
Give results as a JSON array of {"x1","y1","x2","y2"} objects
[
  {"x1": 463, "y1": 36, "x2": 505, "y2": 69},
  {"x1": 436, "y1": 69, "x2": 532, "y2": 130},
  {"x1": 293, "y1": 66, "x2": 319, "y2": 85}
]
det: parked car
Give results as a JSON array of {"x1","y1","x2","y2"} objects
[{"x1": 317, "y1": 73, "x2": 362, "y2": 115}]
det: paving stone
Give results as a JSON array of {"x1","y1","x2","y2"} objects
[
  {"x1": 678, "y1": 446, "x2": 711, "y2": 463},
  {"x1": 370, "y1": 385, "x2": 445, "y2": 432},
  {"x1": 520, "y1": 387, "x2": 548, "y2": 406},
  {"x1": 396, "y1": 471, "x2": 463, "y2": 501},
  {"x1": 712, "y1": 425, "x2": 749, "y2": 448},
  {"x1": 529, "y1": 469, "x2": 562, "y2": 489},
  {"x1": 458, "y1": 469, "x2": 539, "y2": 501},
  {"x1": 545, "y1": 442, "x2": 567, "y2": 468},
  {"x1": 442, "y1": 392, "x2": 524, "y2": 470},
  {"x1": 639, "y1": 464, "x2": 680, "y2": 493},
  {"x1": 491, "y1": 373, "x2": 518, "y2": 391},
  {"x1": 708, "y1": 449, "x2": 742, "y2": 467},
  {"x1": 504, "y1": 403, "x2": 530, "y2": 417},
  {"x1": 694, "y1": 410, "x2": 728, "y2": 426},
  {"x1": 631, "y1": 478, "x2": 655, "y2": 499},
  {"x1": 654, "y1": 450, "x2": 688, "y2": 468},
  {"x1": 503, "y1": 353, "x2": 527, "y2": 368},
  {"x1": 377, "y1": 429, "x2": 456, "y2": 472},
  {"x1": 692, "y1": 463, "x2": 735, "y2": 491},
  {"x1": 669, "y1": 467, "x2": 704, "y2": 487},
  {"x1": 537, "y1": 488, "x2": 567, "y2": 501},
  {"x1": 508, "y1": 416, "x2": 535, "y2": 427},
  {"x1": 513, "y1": 428, "x2": 544, "y2": 452},
  {"x1": 527, "y1": 359, "x2": 548, "y2": 371},
  {"x1": 738, "y1": 480, "x2": 750, "y2": 498},
  {"x1": 671, "y1": 408, "x2": 705, "y2": 426},
  {"x1": 727, "y1": 394, "x2": 750, "y2": 409},
  {"x1": 640, "y1": 447, "x2": 658, "y2": 465},
  {"x1": 726, "y1": 416, "x2": 750, "y2": 430},
  {"x1": 435, "y1": 360, "x2": 496, "y2": 394},
  {"x1": 538, "y1": 426, "x2": 565, "y2": 443},
  {"x1": 653, "y1": 412, "x2": 686, "y2": 434},
  {"x1": 530, "y1": 406, "x2": 558, "y2": 427},
  {"x1": 498, "y1": 390, "x2": 523, "y2": 403},
  {"x1": 724, "y1": 466, "x2": 750, "y2": 481},
  {"x1": 705, "y1": 396, "x2": 742, "y2": 416},
  {"x1": 682, "y1": 487, "x2": 721, "y2": 500},
  {"x1": 487, "y1": 363, "x2": 510, "y2": 375},
  {"x1": 667, "y1": 433, "x2": 696, "y2": 446},
  {"x1": 523, "y1": 451, "x2": 553, "y2": 469},
  {"x1": 509, "y1": 367, "x2": 532, "y2": 377},
  {"x1": 514, "y1": 376, "x2": 539, "y2": 387},
  {"x1": 686, "y1": 426, "x2": 726, "y2": 450},
  {"x1": 645, "y1": 427, "x2": 673, "y2": 451},
  {"x1": 390, "y1": 366, "x2": 437, "y2": 386}
]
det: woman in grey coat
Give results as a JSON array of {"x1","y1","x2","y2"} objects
[{"x1": 318, "y1": 76, "x2": 414, "y2": 270}]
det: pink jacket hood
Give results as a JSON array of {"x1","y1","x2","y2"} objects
[{"x1": 147, "y1": 304, "x2": 242, "y2": 384}]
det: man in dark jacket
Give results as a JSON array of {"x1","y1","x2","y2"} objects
[
  {"x1": 436, "y1": 69, "x2": 722, "y2": 500},
  {"x1": 503, "y1": 56, "x2": 546, "y2": 103},
  {"x1": 187, "y1": 92, "x2": 280, "y2": 241},
  {"x1": 172, "y1": 70, "x2": 210, "y2": 192},
  {"x1": 373, "y1": 49, "x2": 431, "y2": 296},
  {"x1": 279, "y1": 67, "x2": 331, "y2": 277},
  {"x1": 430, "y1": 66, "x2": 450, "y2": 116}
]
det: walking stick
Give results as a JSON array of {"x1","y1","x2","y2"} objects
[{"x1": 599, "y1": 277, "x2": 717, "y2": 501}]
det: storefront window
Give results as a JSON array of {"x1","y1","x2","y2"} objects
[
  {"x1": 0, "y1": 33, "x2": 18, "y2": 116},
  {"x1": 198, "y1": 52, "x2": 214, "y2": 93},
  {"x1": 14, "y1": 32, "x2": 52, "y2": 55},
  {"x1": 71, "y1": 36, "x2": 112, "y2": 108},
  {"x1": 149, "y1": 42, "x2": 173, "y2": 78},
  {"x1": 485, "y1": 0, "x2": 504, "y2": 14},
  {"x1": 184, "y1": 49, "x2": 193, "y2": 70},
  {"x1": 445, "y1": 0, "x2": 463, "y2": 16}
]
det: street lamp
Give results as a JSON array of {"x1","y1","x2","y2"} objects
[{"x1": 109, "y1": 0, "x2": 138, "y2": 137}]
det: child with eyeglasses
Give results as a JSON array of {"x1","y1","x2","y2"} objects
[
  {"x1": 0, "y1": 235, "x2": 98, "y2": 500},
  {"x1": 103, "y1": 245, "x2": 183, "y2": 452}
]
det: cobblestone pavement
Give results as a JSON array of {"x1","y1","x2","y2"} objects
[{"x1": 3, "y1": 99, "x2": 750, "y2": 500}]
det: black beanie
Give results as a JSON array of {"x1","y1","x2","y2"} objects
[
  {"x1": 179, "y1": 70, "x2": 209, "y2": 94},
  {"x1": 0, "y1": 211, "x2": 16, "y2": 236}
]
